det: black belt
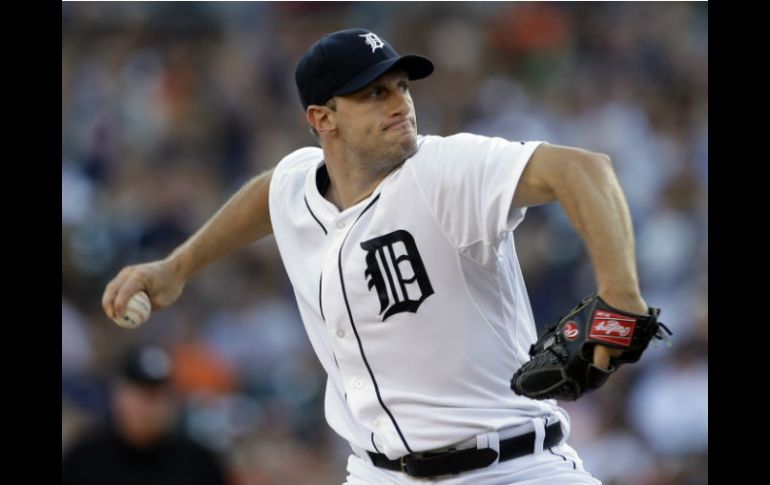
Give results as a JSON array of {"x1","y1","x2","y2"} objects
[{"x1": 367, "y1": 421, "x2": 563, "y2": 478}]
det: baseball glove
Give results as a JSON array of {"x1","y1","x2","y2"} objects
[{"x1": 510, "y1": 293, "x2": 671, "y2": 401}]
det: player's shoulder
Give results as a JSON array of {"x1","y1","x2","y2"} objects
[
  {"x1": 414, "y1": 132, "x2": 510, "y2": 158},
  {"x1": 415, "y1": 132, "x2": 544, "y2": 160},
  {"x1": 411, "y1": 133, "x2": 502, "y2": 169},
  {"x1": 275, "y1": 146, "x2": 322, "y2": 173},
  {"x1": 272, "y1": 145, "x2": 322, "y2": 185},
  {"x1": 417, "y1": 132, "x2": 493, "y2": 150}
]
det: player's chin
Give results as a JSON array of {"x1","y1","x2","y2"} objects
[
  {"x1": 380, "y1": 130, "x2": 417, "y2": 161},
  {"x1": 394, "y1": 135, "x2": 417, "y2": 159},
  {"x1": 392, "y1": 128, "x2": 416, "y2": 146}
]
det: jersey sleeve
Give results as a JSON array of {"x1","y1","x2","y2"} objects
[
  {"x1": 410, "y1": 133, "x2": 544, "y2": 249},
  {"x1": 269, "y1": 146, "x2": 322, "y2": 218}
]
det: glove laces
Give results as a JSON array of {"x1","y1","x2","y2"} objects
[{"x1": 652, "y1": 321, "x2": 674, "y2": 348}]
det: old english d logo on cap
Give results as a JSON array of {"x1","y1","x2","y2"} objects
[{"x1": 359, "y1": 33, "x2": 385, "y2": 53}]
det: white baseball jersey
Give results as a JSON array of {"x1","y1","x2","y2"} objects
[{"x1": 268, "y1": 133, "x2": 563, "y2": 459}]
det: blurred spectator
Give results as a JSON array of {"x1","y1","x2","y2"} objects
[{"x1": 62, "y1": 345, "x2": 229, "y2": 485}]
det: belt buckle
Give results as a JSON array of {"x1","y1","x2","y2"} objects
[{"x1": 399, "y1": 455, "x2": 408, "y2": 474}]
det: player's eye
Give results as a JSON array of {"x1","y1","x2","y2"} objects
[
  {"x1": 370, "y1": 87, "x2": 385, "y2": 98},
  {"x1": 399, "y1": 81, "x2": 410, "y2": 92}
]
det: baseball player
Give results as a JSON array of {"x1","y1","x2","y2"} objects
[{"x1": 103, "y1": 28, "x2": 666, "y2": 484}]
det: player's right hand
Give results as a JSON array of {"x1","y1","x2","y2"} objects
[{"x1": 102, "y1": 259, "x2": 186, "y2": 321}]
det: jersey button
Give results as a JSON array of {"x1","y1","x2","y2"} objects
[
  {"x1": 353, "y1": 378, "x2": 365, "y2": 389},
  {"x1": 336, "y1": 330, "x2": 345, "y2": 338},
  {"x1": 336, "y1": 220, "x2": 346, "y2": 229}
]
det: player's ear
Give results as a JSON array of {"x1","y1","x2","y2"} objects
[{"x1": 307, "y1": 103, "x2": 337, "y2": 137}]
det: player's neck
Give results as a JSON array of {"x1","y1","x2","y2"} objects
[
  {"x1": 323, "y1": 169, "x2": 383, "y2": 211},
  {"x1": 323, "y1": 157, "x2": 396, "y2": 211}
]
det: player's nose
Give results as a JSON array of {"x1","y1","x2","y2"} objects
[{"x1": 388, "y1": 90, "x2": 410, "y2": 117}]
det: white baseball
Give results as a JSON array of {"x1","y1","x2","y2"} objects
[{"x1": 112, "y1": 291, "x2": 152, "y2": 329}]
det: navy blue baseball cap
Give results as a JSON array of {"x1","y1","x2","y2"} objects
[{"x1": 295, "y1": 28, "x2": 434, "y2": 109}]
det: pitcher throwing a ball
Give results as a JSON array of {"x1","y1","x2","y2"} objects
[{"x1": 103, "y1": 28, "x2": 669, "y2": 484}]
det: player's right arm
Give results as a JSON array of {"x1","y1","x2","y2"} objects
[{"x1": 102, "y1": 169, "x2": 274, "y2": 320}]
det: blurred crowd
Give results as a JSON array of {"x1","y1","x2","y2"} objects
[{"x1": 62, "y1": 3, "x2": 707, "y2": 485}]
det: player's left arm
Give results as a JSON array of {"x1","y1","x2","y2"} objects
[{"x1": 512, "y1": 144, "x2": 647, "y2": 368}]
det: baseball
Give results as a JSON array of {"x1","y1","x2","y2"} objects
[{"x1": 112, "y1": 291, "x2": 152, "y2": 329}]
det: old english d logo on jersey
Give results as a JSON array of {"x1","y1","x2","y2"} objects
[{"x1": 360, "y1": 230, "x2": 434, "y2": 321}]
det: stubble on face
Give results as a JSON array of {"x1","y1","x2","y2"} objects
[
  {"x1": 375, "y1": 122, "x2": 418, "y2": 171},
  {"x1": 337, "y1": 72, "x2": 420, "y2": 175}
]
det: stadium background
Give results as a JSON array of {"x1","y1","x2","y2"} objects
[{"x1": 62, "y1": 3, "x2": 708, "y2": 484}]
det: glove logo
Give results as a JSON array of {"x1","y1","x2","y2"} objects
[
  {"x1": 594, "y1": 320, "x2": 630, "y2": 336},
  {"x1": 590, "y1": 312, "x2": 636, "y2": 347},
  {"x1": 563, "y1": 321, "x2": 579, "y2": 340}
]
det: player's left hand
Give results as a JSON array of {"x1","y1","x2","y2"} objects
[{"x1": 510, "y1": 292, "x2": 671, "y2": 401}]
